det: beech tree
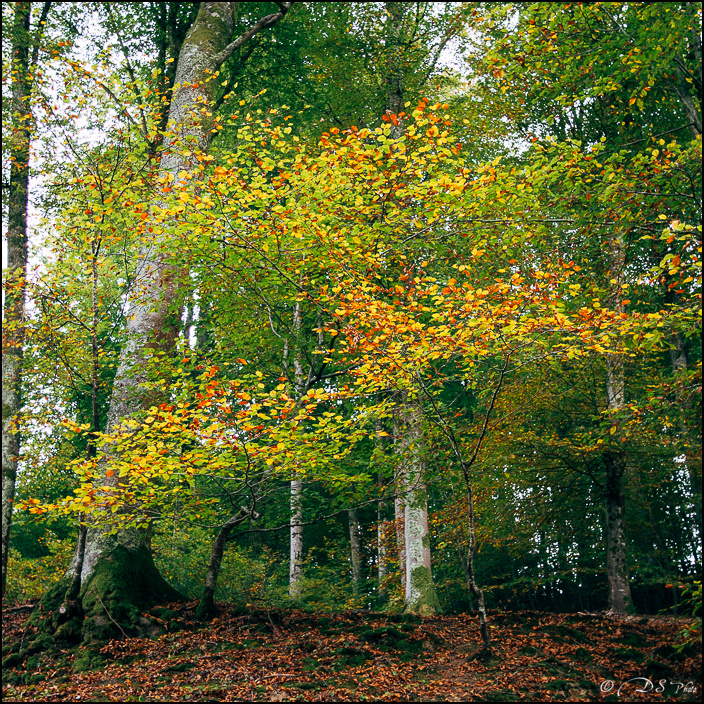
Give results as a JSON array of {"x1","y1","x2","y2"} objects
[{"x1": 23, "y1": 1, "x2": 294, "y2": 644}]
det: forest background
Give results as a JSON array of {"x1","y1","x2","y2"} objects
[{"x1": 1, "y1": 0, "x2": 701, "y2": 658}]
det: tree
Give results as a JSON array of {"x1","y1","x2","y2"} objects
[
  {"x1": 2, "y1": 0, "x2": 53, "y2": 600},
  {"x1": 27, "y1": 1, "x2": 293, "y2": 645},
  {"x1": 5, "y1": 1, "x2": 699, "y2": 644}
]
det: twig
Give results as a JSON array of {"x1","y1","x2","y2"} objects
[
  {"x1": 90, "y1": 589, "x2": 128, "y2": 638},
  {"x1": 2, "y1": 603, "x2": 37, "y2": 614}
]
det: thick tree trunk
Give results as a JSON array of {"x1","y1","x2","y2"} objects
[
  {"x1": 2, "y1": 2, "x2": 32, "y2": 602},
  {"x1": 397, "y1": 402, "x2": 440, "y2": 616},
  {"x1": 75, "y1": 5, "x2": 239, "y2": 634},
  {"x1": 32, "y1": 1, "x2": 292, "y2": 642},
  {"x1": 348, "y1": 508, "x2": 362, "y2": 592}
]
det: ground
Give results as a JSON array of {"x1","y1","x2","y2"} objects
[{"x1": 2, "y1": 602, "x2": 701, "y2": 702}]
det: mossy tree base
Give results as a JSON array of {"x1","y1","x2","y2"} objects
[
  {"x1": 404, "y1": 565, "x2": 441, "y2": 616},
  {"x1": 25, "y1": 544, "x2": 184, "y2": 652}
]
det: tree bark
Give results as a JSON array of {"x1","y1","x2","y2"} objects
[
  {"x1": 197, "y1": 508, "x2": 250, "y2": 618},
  {"x1": 289, "y1": 477, "x2": 304, "y2": 600},
  {"x1": 464, "y1": 471, "x2": 489, "y2": 648},
  {"x1": 385, "y1": 0, "x2": 405, "y2": 137},
  {"x1": 393, "y1": 404, "x2": 407, "y2": 596},
  {"x1": 604, "y1": 229, "x2": 634, "y2": 615},
  {"x1": 604, "y1": 453, "x2": 633, "y2": 614},
  {"x1": 289, "y1": 299, "x2": 304, "y2": 600},
  {"x1": 375, "y1": 417, "x2": 388, "y2": 594}
]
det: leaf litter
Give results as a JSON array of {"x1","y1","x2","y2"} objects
[{"x1": 2, "y1": 603, "x2": 700, "y2": 701}]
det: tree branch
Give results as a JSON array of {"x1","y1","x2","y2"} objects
[{"x1": 211, "y1": 2, "x2": 294, "y2": 70}]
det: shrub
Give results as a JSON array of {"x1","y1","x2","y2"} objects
[
  {"x1": 675, "y1": 580, "x2": 702, "y2": 653},
  {"x1": 5, "y1": 534, "x2": 74, "y2": 602}
]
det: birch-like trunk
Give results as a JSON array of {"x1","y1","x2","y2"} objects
[
  {"x1": 604, "y1": 229, "x2": 634, "y2": 615},
  {"x1": 2, "y1": 2, "x2": 32, "y2": 601},
  {"x1": 289, "y1": 300, "x2": 304, "y2": 599}
]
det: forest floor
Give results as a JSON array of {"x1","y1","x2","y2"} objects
[{"x1": 2, "y1": 602, "x2": 701, "y2": 702}]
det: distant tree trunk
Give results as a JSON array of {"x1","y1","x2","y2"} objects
[
  {"x1": 398, "y1": 401, "x2": 440, "y2": 616},
  {"x1": 348, "y1": 508, "x2": 362, "y2": 593},
  {"x1": 377, "y1": 511, "x2": 388, "y2": 592},
  {"x1": 604, "y1": 229, "x2": 634, "y2": 616},
  {"x1": 33, "y1": 1, "x2": 292, "y2": 642},
  {"x1": 663, "y1": 280, "x2": 702, "y2": 531},
  {"x1": 393, "y1": 404, "x2": 407, "y2": 596},
  {"x1": 385, "y1": 0, "x2": 404, "y2": 136},
  {"x1": 374, "y1": 416, "x2": 388, "y2": 594},
  {"x1": 604, "y1": 452, "x2": 633, "y2": 615},
  {"x1": 668, "y1": 2, "x2": 702, "y2": 138}
]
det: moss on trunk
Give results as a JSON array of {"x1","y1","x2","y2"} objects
[
  {"x1": 404, "y1": 565, "x2": 441, "y2": 616},
  {"x1": 25, "y1": 544, "x2": 183, "y2": 655},
  {"x1": 79, "y1": 544, "x2": 183, "y2": 643}
]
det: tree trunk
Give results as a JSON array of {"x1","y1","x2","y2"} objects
[
  {"x1": 2, "y1": 2, "x2": 33, "y2": 602},
  {"x1": 464, "y1": 468, "x2": 490, "y2": 648},
  {"x1": 197, "y1": 509, "x2": 250, "y2": 618},
  {"x1": 377, "y1": 512, "x2": 388, "y2": 593},
  {"x1": 603, "y1": 229, "x2": 634, "y2": 615},
  {"x1": 385, "y1": 0, "x2": 405, "y2": 137},
  {"x1": 348, "y1": 508, "x2": 362, "y2": 592},
  {"x1": 664, "y1": 283, "x2": 702, "y2": 531},
  {"x1": 33, "y1": 1, "x2": 292, "y2": 642},
  {"x1": 398, "y1": 402, "x2": 440, "y2": 616},
  {"x1": 393, "y1": 404, "x2": 407, "y2": 596},
  {"x1": 375, "y1": 416, "x2": 388, "y2": 594},
  {"x1": 289, "y1": 477, "x2": 304, "y2": 600},
  {"x1": 604, "y1": 453, "x2": 633, "y2": 615},
  {"x1": 288, "y1": 299, "x2": 305, "y2": 600}
]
